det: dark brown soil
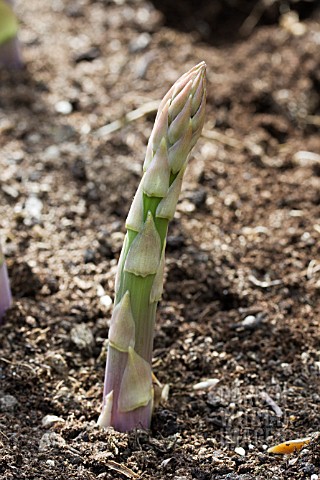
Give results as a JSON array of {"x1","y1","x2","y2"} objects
[{"x1": 1, "y1": 1, "x2": 320, "y2": 479}]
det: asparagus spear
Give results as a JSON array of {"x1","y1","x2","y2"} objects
[
  {"x1": 98, "y1": 62, "x2": 206, "y2": 432},
  {"x1": 0, "y1": 0, "x2": 23, "y2": 69},
  {"x1": 0, "y1": 242, "x2": 12, "y2": 322}
]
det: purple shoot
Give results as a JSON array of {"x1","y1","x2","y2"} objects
[
  {"x1": 0, "y1": 0, "x2": 23, "y2": 70},
  {"x1": 0, "y1": 242, "x2": 12, "y2": 322}
]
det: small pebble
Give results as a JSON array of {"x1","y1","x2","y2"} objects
[
  {"x1": 235, "y1": 447, "x2": 246, "y2": 456},
  {"x1": 161, "y1": 457, "x2": 173, "y2": 468},
  {"x1": 241, "y1": 315, "x2": 258, "y2": 328},
  {"x1": 96, "y1": 284, "x2": 105, "y2": 297},
  {"x1": 46, "y1": 460, "x2": 55, "y2": 467},
  {"x1": 193, "y1": 378, "x2": 220, "y2": 390},
  {"x1": 134, "y1": 51, "x2": 155, "y2": 78},
  {"x1": 55, "y1": 100, "x2": 73, "y2": 115},
  {"x1": 0, "y1": 393, "x2": 18, "y2": 412},
  {"x1": 70, "y1": 323, "x2": 95, "y2": 351},
  {"x1": 24, "y1": 195, "x2": 43, "y2": 222},
  {"x1": 74, "y1": 47, "x2": 100, "y2": 63},
  {"x1": 39, "y1": 432, "x2": 66, "y2": 451},
  {"x1": 27, "y1": 133, "x2": 41, "y2": 144},
  {"x1": 52, "y1": 124, "x2": 76, "y2": 143},
  {"x1": 129, "y1": 32, "x2": 151, "y2": 52},
  {"x1": 42, "y1": 414, "x2": 65, "y2": 428},
  {"x1": 301, "y1": 448, "x2": 310, "y2": 456},
  {"x1": 1, "y1": 185, "x2": 19, "y2": 198},
  {"x1": 43, "y1": 145, "x2": 60, "y2": 161},
  {"x1": 207, "y1": 394, "x2": 223, "y2": 408},
  {"x1": 302, "y1": 463, "x2": 315, "y2": 475},
  {"x1": 177, "y1": 199, "x2": 195, "y2": 213},
  {"x1": 46, "y1": 353, "x2": 68, "y2": 376},
  {"x1": 100, "y1": 295, "x2": 113, "y2": 308}
]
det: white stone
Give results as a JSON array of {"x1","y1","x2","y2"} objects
[
  {"x1": 235, "y1": 446, "x2": 246, "y2": 456},
  {"x1": 100, "y1": 295, "x2": 113, "y2": 308},
  {"x1": 193, "y1": 378, "x2": 220, "y2": 390},
  {"x1": 42, "y1": 415, "x2": 65, "y2": 428},
  {"x1": 55, "y1": 100, "x2": 73, "y2": 115}
]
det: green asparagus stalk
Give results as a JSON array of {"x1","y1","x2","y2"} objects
[{"x1": 98, "y1": 62, "x2": 206, "y2": 432}]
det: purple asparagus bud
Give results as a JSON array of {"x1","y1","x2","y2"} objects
[{"x1": 143, "y1": 61, "x2": 206, "y2": 173}]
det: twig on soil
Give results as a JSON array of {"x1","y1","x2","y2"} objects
[
  {"x1": 248, "y1": 275, "x2": 282, "y2": 288},
  {"x1": 201, "y1": 129, "x2": 242, "y2": 149},
  {"x1": 260, "y1": 391, "x2": 283, "y2": 417},
  {"x1": 96, "y1": 100, "x2": 160, "y2": 137},
  {"x1": 65, "y1": 445, "x2": 82, "y2": 456},
  {"x1": 198, "y1": 301, "x2": 220, "y2": 321},
  {"x1": 0, "y1": 430, "x2": 9, "y2": 441},
  {"x1": 307, "y1": 260, "x2": 320, "y2": 280},
  {"x1": 105, "y1": 460, "x2": 139, "y2": 479},
  {"x1": 0, "y1": 356, "x2": 36, "y2": 373},
  {"x1": 240, "y1": 0, "x2": 277, "y2": 36}
]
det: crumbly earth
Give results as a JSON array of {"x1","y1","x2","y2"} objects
[{"x1": 0, "y1": 1, "x2": 320, "y2": 479}]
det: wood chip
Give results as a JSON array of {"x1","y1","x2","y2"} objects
[
  {"x1": 105, "y1": 460, "x2": 139, "y2": 478},
  {"x1": 267, "y1": 437, "x2": 311, "y2": 454}
]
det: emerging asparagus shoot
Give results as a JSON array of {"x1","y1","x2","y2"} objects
[
  {"x1": 0, "y1": 241, "x2": 12, "y2": 322},
  {"x1": 98, "y1": 62, "x2": 206, "y2": 432},
  {"x1": 0, "y1": 0, "x2": 23, "y2": 69}
]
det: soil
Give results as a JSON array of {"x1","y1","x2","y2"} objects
[{"x1": 1, "y1": 0, "x2": 320, "y2": 479}]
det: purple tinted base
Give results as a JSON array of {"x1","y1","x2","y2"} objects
[
  {"x1": 0, "y1": 262, "x2": 12, "y2": 322},
  {"x1": 102, "y1": 347, "x2": 152, "y2": 432},
  {"x1": 112, "y1": 402, "x2": 152, "y2": 432},
  {"x1": 0, "y1": 37, "x2": 23, "y2": 70}
]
